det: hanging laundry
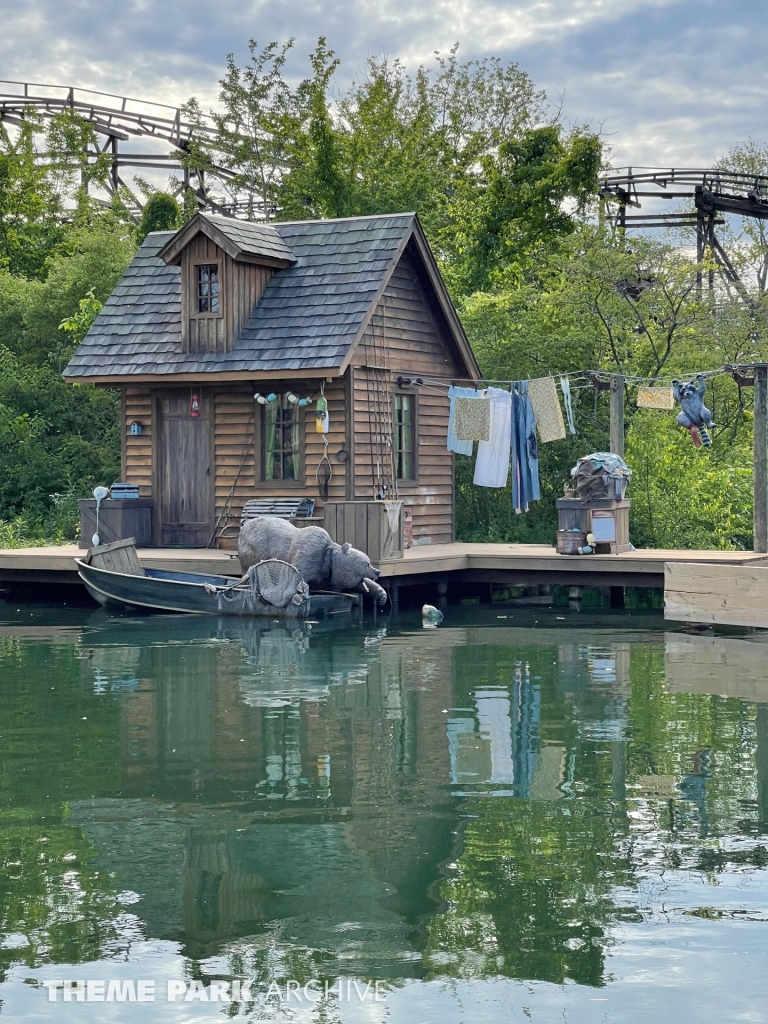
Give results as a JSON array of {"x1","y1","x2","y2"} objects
[
  {"x1": 512, "y1": 381, "x2": 540, "y2": 511},
  {"x1": 560, "y1": 376, "x2": 576, "y2": 434},
  {"x1": 637, "y1": 386, "x2": 675, "y2": 411},
  {"x1": 528, "y1": 376, "x2": 566, "y2": 442},
  {"x1": 454, "y1": 395, "x2": 491, "y2": 441},
  {"x1": 474, "y1": 387, "x2": 512, "y2": 488},
  {"x1": 446, "y1": 386, "x2": 476, "y2": 456}
]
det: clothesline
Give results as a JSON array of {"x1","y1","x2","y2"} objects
[{"x1": 384, "y1": 364, "x2": 735, "y2": 390}]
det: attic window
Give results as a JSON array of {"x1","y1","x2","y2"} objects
[{"x1": 196, "y1": 264, "x2": 220, "y2": 314}]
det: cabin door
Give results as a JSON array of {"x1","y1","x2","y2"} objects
[{"x1": 156, "y1": 392, "x2": 213, "y2": 547}]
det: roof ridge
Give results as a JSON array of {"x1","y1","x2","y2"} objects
[
  {"x1": 272, "y1": 212, "x2": 416, "y2": 227},
  {"x1": 201, "y1": 213, "x2": 282, "y2": 231}
]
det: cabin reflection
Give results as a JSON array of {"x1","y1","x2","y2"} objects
[{"x1": 68, "y1": 622, "x2": 649, "y2": 980}]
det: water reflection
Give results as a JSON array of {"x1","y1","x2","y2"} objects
[{"x1": 1, "y1": 613, "x2": 768, "y2": 1018}]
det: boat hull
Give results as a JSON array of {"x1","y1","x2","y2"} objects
[{"x1": 75, "y1": 560, "x2": 358, "y2": 619}]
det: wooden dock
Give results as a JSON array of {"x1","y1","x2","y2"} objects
[
  {"x1": 0, "y1": 542, "x2": 765, "y2": 601},
  {"x1": 664, "y1": 560, "x2": 768, "y2": 629}
]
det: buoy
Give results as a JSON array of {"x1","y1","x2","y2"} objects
[
  {"x1": 315, "y1": 394, "x2": 329, "y2": 433},
  {"x1": 422, "y1": 604, "x2": 444, "y2": 627}
]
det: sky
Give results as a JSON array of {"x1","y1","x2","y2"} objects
[{"x1": 1, "y1": 0, "x2": 766, "y2": 169}]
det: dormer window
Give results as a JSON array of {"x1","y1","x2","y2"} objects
[{"x1": 195, "y1": 263, "x2": 220, "y2": 315}]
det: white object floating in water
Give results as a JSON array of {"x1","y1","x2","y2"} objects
[{"x1": 422, "y1": 604, "x2": 444, "y2": 628}]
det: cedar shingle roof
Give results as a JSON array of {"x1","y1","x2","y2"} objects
[
  {"x1": 158, "y1": 213, "x2": 297, "y2": 267},
  {"x1": 63, "y1": 212, "x2": 478, "y2": 380}
]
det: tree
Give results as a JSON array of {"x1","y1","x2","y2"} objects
[
  {"x1": 136, "y1": 192, "x2": 182, "y2": 243},
  {"x1": 442, "y1": 126, "x2": 602, "y2": 294},
  {"x1": 180, "y1": 39, "x2": 306, "y2": 220},
  {"x1": 716, "y1": 140, "x2": 768, "y2": 296},
  {"x1": 0, "y1": 109, "x2": 112, "y2": 279}
]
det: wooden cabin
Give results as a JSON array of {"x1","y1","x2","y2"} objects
[{"x1": 63, "y1": 212, "x2": 480, "y2": 548}]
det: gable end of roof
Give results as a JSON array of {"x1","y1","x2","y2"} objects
[{"x1": 158, "y1": 212, "x2": 297, "y2": 269}]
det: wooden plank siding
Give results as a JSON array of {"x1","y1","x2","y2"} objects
[
  {"x1": 124, "y1": 386, "x2": 153, "y2": 497},
  {"x1": 180, "y1": 235, "x2": 273, "y2": 354},
  {"x1": 124, "y1": 381, "x2": 348, "y2": 548},
  {"x1": 350, "y1": 253, "x2": 459, "y2": 546},
  {"x1": 213, "y1": 381, "x2": 348, "y2": 547}
]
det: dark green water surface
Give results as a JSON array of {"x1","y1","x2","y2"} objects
[{"x1": 1, "y1": 599, "x2": 767, "y2": 1022}]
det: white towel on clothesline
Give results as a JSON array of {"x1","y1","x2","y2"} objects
[{"x1": 474, "y1": 387, "x2": 512, "y2": 488}]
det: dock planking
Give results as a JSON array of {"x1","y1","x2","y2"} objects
[{"x1": 0, "y1": 542, "x2": 765, "y2": 598}]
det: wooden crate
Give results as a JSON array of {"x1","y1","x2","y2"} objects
[
  {"x1": 85, "y1": 538, "x2": 145, "y2": 576},
  {"x1": 556, "y1": 498, "x2": 631, "y2": 554},
  {"x1": 323, "y1": 501, "x2": 403, "y2": 563},
  {"x1": 79, "y1": 499, "x2": 153, "y2": 548}
]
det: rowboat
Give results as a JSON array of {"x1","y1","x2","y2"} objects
[{"x1": 74, "y1": 540, "x2": 360, "y2": 619}]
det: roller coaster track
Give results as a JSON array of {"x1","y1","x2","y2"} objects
[
  {"x1": 600, "y1": 167, "x2": 768, "y2": 296},
  {"x1": 0, "y1": 79, "x2": 262, "y2": 217}
]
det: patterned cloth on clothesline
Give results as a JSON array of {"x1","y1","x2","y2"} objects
[
  {"x1": 637, "y1": 386, "x2": 675, "y2": 410},
  {"x1": 454, "y1": 396, "x2": 491, "y2": 441},
  {"x1": 527, "y1": 376, "x2": 566, "y2": 442}
]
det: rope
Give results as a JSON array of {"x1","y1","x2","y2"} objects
[{"x1": 365, "y1": 364, "x2": 737, "y2": 390}]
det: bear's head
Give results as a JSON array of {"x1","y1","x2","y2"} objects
[{"x1": 330, "y1": 541, "x2": 380, "y2": 590}]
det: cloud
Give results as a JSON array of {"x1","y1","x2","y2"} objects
[{"x1": 1, "y1": 0, "x2": 766, "y2": 167}]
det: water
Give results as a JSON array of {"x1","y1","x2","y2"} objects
[{"x1": 1, "y1": 598, "x2": 767, "y2": 1022}]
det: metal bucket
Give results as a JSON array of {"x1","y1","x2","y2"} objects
[{"x1": 557, "y1": 530, "x2": 587, "y2": 555}]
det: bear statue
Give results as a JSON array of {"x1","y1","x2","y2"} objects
[{"x1": 238, "y1": 516, "x2": 388, "y2": 605}]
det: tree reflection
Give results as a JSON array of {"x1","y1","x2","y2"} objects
[
  {"x1": 426, "y1": 797, "x2": 637, "y2": 986},
  {"x1": 1, "y1": 617, "x2": 768, "y2": 999},
  {"x1": 0, "y1": 632, "x2": 125, "y2": 982}
]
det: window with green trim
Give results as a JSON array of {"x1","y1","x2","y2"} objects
[{"x1": 262, "y1": 395, "x2": 301, "y2": 481}]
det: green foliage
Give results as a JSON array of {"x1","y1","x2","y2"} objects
[
  {"x1": 626, "y1": 410, "x2": 753, "y2": 549},
  {"x1": 180, "y1": 38, "x2": 305, "y2": 218},
  {"x1": 136, "y1": 191, "x2": 182, "y2": 243},
  {"x1": 0, "y1": 109, "x2": 113, "y2": 279},
  {"x1": 445, "y1": 126, "x2": 602, "y2": 293},
  {"x1": 0, "y1": 346, "x2": 119, "y2": 530},
  {"x1": 0, "y1": 637, "x2": 123, "y2": 981},
  {"x1": 453, "y1": 224, "x2": 765, "y2": 548}
]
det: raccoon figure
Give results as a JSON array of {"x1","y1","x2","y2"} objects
[{"x1": 672, "y1": 374, "x2": 714, "y2": 448}]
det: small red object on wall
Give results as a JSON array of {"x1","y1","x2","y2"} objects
[{"x1": 190, "y1": 392, "x2": 201, "y2": 417}]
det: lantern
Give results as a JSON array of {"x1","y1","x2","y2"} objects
[{"x1": 190, "y1": 391, "x2": 201, "y2": 417}]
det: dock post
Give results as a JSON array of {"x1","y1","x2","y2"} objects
[
  {"x1": 610, "y1": 374, "x2": 625, "y2": 457},
  {"x1": 437, "y1": 580, "x2": 448, "y2": 610},
  {"x1": 755, "y1": 365, "x2": 768, "y2": 553},
  {"x1": 568, "y1": 585, "x2": 583, "y2": 610},
  {"x1": 391, "y1": 581, "x2": 399, "y2": 613}
]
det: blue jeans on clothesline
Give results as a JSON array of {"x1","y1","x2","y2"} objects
[{"x1": 511, "y1": 381, "x2": 540, "y2": 512}]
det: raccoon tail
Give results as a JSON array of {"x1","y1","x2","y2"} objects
[{"x1": 699, "y1": 426, "x2": 712, "y2": 448}]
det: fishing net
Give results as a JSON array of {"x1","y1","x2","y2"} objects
[
  {"x1": 252, "y1": 559, "x2": 310, "y2": 608},
  {"x1": 210, "y1": 559, "x2": 310, "y2": 614},
  {"x1": 384, "y1": 500, "x2": 402, "y2": 535}
]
